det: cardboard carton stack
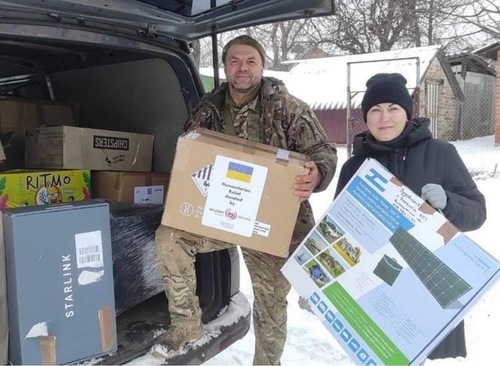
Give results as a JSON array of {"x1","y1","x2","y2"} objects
[
  {"x1": 24, "y1": 125, "x2": 170, "y2": 204},
  {"x1": 0, "y1": 97, "x2": 162, "y2": 364}
]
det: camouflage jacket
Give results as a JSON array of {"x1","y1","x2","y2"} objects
[{"x1": 186, "y1": 77, "x2": 337, "y2": 254}]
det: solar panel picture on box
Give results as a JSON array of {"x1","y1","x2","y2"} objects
[{"x1": 281, "y1": 158, "x2": 500, "y2": 365}]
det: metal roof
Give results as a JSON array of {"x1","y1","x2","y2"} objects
[
  {"x1": 474, "y1": 42, "x2": 500, "y2": 61},
  {"x1": 447, "y1": 52, "x2": 496, "y2": 76}
]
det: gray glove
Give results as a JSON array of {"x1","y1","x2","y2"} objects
[
  {"x1": 421, "y1": 183, "x2": 447, "y2": 210},
  {"x1": 298, "y1": 296, "x2": 314, "y2": 314}
]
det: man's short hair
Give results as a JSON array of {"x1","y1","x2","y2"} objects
[{"x1": 222, "y1": 35, "x2": 266, "y2": 66}]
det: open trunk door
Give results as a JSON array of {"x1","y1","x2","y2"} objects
[{"x1": 0, "y1": 0, "x2": 335, "y2": 41}]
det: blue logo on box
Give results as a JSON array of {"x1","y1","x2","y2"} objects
[
  {"x1": 325, "y1": 310, "x2": 335, "y2": 323},
  {"x1": 318, "y1": 301, "x2": 328, "y2": 313},
  {"x1": 348, "y1": 339, "x2": 360, "y2": 352},
  {"x1": 332, "y1": 319, "x2": 343, "y2": 332},
  {"x1": 310, "y1": 292, "x2": 320, "y2": 304},
  {"x1": 357, "y1": 349, "x2": 369, "y2": 363},
  {"x1": 340, "y1": 329, "x2": 352, "y2": 342}
]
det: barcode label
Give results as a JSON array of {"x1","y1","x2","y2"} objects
[{"x1": 75, "y1": 231, "x2": 104, "y2": 269}]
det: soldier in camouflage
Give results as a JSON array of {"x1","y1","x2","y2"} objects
[{"x1": 155, "y1": 35, "x2": 337, "y2": 365}]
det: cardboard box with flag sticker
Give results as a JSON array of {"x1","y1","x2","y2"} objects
[{"x1": 161, "y1": 128, "x2": 307, "y2": 258}]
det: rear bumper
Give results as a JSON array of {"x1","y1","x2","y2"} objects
[
  {"x1": 99, "y1": 291, "x2": 251, "y2": 365},
  {"x1": 162, "y1": 291, "x2": 251, "y2": 364}
]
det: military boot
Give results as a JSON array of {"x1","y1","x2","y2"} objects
[{"x1": 156, "y1": 323, "x2": 203, "y2": 357}]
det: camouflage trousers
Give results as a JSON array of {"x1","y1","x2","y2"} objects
[{"x1": 155, "y1": 225, "x2": 291, "y2": 365}]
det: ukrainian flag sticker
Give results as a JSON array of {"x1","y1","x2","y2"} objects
[{"x1": 226, "y1": 161, "x2": 254, "y2": 183}]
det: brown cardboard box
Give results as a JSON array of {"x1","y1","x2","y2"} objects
[
  {"x1": 0, "y1": 98, "x2": 77, "y2": 170},
  {"x1": 25, "y1": 126, "x2": 154, "y2": 172},
  {"x1": 92, "y1": 171, "x2": 170, "y2": 204},
  {"x1": 161, "y1": 128, "x2": 307, "y2": 258},
  {"x1": 0, "y1": 99, "x2": 39, "y2": 131},
  {"x1": 0, "y1": 98, "x2": 77, "y2": 130}
]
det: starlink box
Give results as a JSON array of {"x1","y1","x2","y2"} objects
[
  {"x1": 161, "y1": 128, "x2": 307, "y2": 258},
  {"x1": 1, "y1": 200, "x2": 117, "y2": 365}
]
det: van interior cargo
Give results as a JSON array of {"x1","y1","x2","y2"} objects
[
  {"x1": 0, "y1": 30, "x2": 244, "y2": 365},
  {"x1": 0, "y1": 40, "x2": 196, "y2": 171}
]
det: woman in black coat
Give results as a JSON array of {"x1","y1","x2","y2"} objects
[{"x1": 335, "y1": 73, "x2": 486, "y2": 359}]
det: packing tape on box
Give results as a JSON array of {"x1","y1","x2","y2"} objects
[
  {"x1": 99, "y1": 305, "x2": 115, "y2": 352},
  {"x1": 132, "y1": 143, "x2": 140, "y2": 166},
  {"x1": 40, "y1": 335, "x2": 56, "y2": 365},
  {"x1": 437, "y1": 221, "x2": 459, "y2": 244},
  {"x1": 113, "y1": 173, "x2": 122, "y2": 190}
]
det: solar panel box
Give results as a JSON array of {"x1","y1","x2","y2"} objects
[
  {"x1": 161, "y1": 128, "x2": 307, "y2": 258},
  {"x1": 1, "y1": 200, "x2": 117, "y2": 365}
]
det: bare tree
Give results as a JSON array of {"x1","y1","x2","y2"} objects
[
  {"x1": 305, "y1": 0, "x2": 419, "y2": 54},
  {"x1": 194, "y1": 0, "x2": 498, "y2": 70},
  {"x1": 434, "y1": 0, "x2": 500, "y2": 40},
  {"x1": 409, "y1": 0, "x2": 496, "y2": 52},
  {"x1": 250, "y1": 20, "x2": 312, "y2": 70},
  {"x1": 314, "y1": 0, "x2": 496, "y2": 53}
]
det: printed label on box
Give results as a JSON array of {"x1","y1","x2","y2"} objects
[
  {"x1": 191, "y1": 164, "x2": 213, "y2": 197},
  {"x1": 254, "y1": 221, "x2": 271, "y2": 237},
  {"x1": 202, "y1": 155, "x2": 267, "y2": 237},
  {"x1": 134, "y1": 185, "x2": 164, "y2": 204},
  {"x1": 75, "y1": 231, "x2": 104, "y2": 269}
]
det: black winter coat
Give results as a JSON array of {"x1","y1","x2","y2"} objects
[{"x1": 335, "y1": 118, "x2": 487, "y2": 359}]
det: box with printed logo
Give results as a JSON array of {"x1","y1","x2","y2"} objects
[
  {"x1": 1, "y1": 200, "x2": 117, "y2": 365},
  {"x1": 0, "y1": 169, "x2": 91, "y2": 209},
  {"x1": 92, "y1": 171, "x2": 169, "y2": 204},
  {"x1": 161, "y1": 128, "x2": 307, "y2": 258},
  {"x1": 24, "y1": 126, "x2": 154, "y2": 172}
]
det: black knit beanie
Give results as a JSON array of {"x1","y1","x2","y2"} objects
[{"x1": 361, "y1": 73, "x2": 413, "y2": 122}]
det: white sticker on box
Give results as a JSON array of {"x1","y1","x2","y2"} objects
[
  {"x1": 253, "y1": 221, "x2": 271, "y2": 237},
  {"x1": 191, "y1": 164, "x2": 213, "y2": 197},
  {"x1": 134, "y1": 185, "x2": 164, "y2": 204},
  {"x1": 25, "y1": 322, "x2": 48, "y2": 338},
  {"x1": 78, "y1": 270, "x2": 104, "y2": 285},
  {"x1": 202, "y1": 155, "x2": 267, "y2": 237},
  {"x1": 183, "y1": 131, "x2": 200, "y2": 140},
  {"x1": 276, "y1": 148, "x2": 290, "y2": 161},
  {"x1": 75, "y1": 231, "x2": 104, "y2": 269}
]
